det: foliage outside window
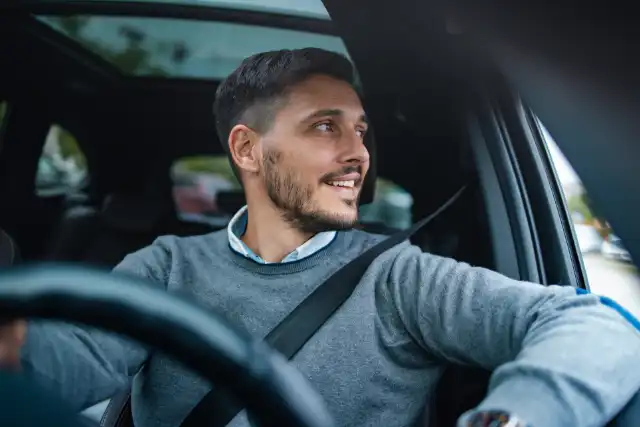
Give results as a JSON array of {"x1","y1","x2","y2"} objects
[
  {"x1": 37, "y1": 15, "x2": 350, "y2": 80},
  {"x1": 539, "y1": 118, "x2": 640, "y2": 317},
  {"x1": 36, "y1": 125, "x2": 87, "y2": 196}
]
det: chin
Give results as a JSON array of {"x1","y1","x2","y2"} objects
[
  {"x1": 317, "y1": 206, "x2": 359, "y2": 228},
  {"x1": 294, "y1": 206, "x2": 359, "y2": 234}
]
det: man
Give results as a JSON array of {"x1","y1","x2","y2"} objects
[{"x1": 1, "y1": 48, "x2": 640, "y2": 427}]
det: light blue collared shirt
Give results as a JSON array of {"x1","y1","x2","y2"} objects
[{"x1": 227, "y1": 205, "x2": 337, "y2": 264}]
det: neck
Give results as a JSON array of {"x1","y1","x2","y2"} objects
[{"x1": 241, "y1": 199, "x2": 315, "y2": 263}]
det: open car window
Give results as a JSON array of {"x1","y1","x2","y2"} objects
[{"x1": 539, "y1": 119, "x2": 640, "y2": 316}]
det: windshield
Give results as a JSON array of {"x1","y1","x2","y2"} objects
[{"x1": 36, "y1": 15, "x2": 348, "y2": 79}]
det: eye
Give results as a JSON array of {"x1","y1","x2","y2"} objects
[
  {"x1": 314, "y1": 122, "x2": 334, "y2": 132},
  {"x1": 356, "y1": 128, "x2": 367, "y2": 138}
]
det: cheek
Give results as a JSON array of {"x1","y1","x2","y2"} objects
[{"x1": 288, "y1": 148, "x2": 334, "y2": 180}]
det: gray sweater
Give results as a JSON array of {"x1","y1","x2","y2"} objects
[{"x1": 22, "y1": 229, "x2": 640, "y2": 427}]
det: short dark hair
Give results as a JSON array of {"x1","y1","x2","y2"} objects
[{"x1": 213, "y1": 48, "x2": 358, "y2": 176}]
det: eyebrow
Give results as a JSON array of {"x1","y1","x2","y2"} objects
[{"x1": 304, "y1": 109, "x2": 369, "y2": 124}]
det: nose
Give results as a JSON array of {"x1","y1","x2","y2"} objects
[{"x1": 339, "y1": 132, "x2": 370, "y2": 165}]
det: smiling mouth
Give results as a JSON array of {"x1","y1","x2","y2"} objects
[
  {"x1": 323, "y1": 180, "x2": 360, "y2": 201},
  {"x1": 326, "y1": 180, "x2": 356, "y2": 188}
]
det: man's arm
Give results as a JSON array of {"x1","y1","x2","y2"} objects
[
  {"x1": 20, "y1": 239, "x2": 172, "y2": 411},
  {"x1": 383, "y1": 244, "x2": 640, "y2": 427}
]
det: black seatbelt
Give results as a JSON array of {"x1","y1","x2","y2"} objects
[{"x1": 180, "y1": 185, "x2": 468, "y2": 427}]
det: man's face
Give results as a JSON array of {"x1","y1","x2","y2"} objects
[{"x1": 257, "y1": 75, "x2": 370, "y2": 233}]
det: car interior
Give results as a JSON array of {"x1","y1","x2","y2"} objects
[{"x1": 1, "y1": 0, "x2": 639, "y2": 427}]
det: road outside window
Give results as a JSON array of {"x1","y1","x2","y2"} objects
[{"x1": 539, "y1": 121, "x2": 640, "y2": 317}]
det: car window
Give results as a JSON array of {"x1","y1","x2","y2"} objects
[
  {"x1": 538, "y1": 119, "x2": 640, "y2": 316},
  {"x1": 171, "y1": 155, "x2": 414, "y2": 230},
  {"x1": 171, "y1": 156, "x2": 241, "y2": 227},
  {"x1": 36, "y1": 15, "x2": 348, "y2": 80},
  {"x1": 32, "y1": 0, "x2": 331, "y2": 19},
  {"x1": 359, "y1": 178, "x2": 413, "y2": 230},
  {"x1": 36, "y1": 125, "x2": 87, "y2": 197}
]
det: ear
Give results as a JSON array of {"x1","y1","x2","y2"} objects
[{"x1": 228, "y1": 124, "x2": 260, "y2": 175}]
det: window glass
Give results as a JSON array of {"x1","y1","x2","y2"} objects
[
  {"x1": 539, "y1": 120, "x2": 640, "y2": 316},
  {"x1": 171, "y1": 156, "x2": 241, "y2": 227},
  {"x1": 32, "y1": 0, "x2": 331, "y2": 19},
  {"x1": 36, "y1": 15, "x2": 348, "y2": 79},
  {"x1": 36, "y1": 125, "x2": 88, "y2": 196},
  {"x1": 171, "y1": 155, "x2": 414, "y2": 230},
  {"x1": 359, "y1": 178, "x2": 413, "y2": 230}
]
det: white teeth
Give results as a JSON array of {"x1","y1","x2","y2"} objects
[{"x1": 327, "y1": 180, "x2": 355, "y2": 188}]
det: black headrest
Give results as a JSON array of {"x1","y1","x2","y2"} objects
[
  {"x1": 101, "y1": 194, "x2": 169, "y2": 233},
  {"x1": 0, "y1": 228, "x2": 20, "y2": 267},
  {"x1": 217, "y1": 191, "x2": 248, "y2": 215}
]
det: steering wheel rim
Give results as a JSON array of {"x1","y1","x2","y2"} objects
[{"x1": 0, "y1": 264, "x2": 334, "y2": 427}]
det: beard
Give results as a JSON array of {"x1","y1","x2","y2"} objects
[{"x1": 262, "y1": 149, "x2": 360, "y2": 234}]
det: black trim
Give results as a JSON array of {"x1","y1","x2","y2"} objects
[
  {"x1": 3, "y1": 1, "x2": 337, "y2": 35},
  {"x1": 491, "y1": 103, "x2": 544, "y2": 284},
  {"x1": 467, "y1": 114, "x2": 521, "y2": 280},
  {"x1": 474, "y1": 101, "x2": 541, "y2": 283}
]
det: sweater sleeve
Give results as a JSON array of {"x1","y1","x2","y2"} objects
[
  {"x1": 21, "y1": 239, "x2": 172, "y2": 411},
  {"x1": 384, "y1": 244, "x2": 640, "y2": 427}
]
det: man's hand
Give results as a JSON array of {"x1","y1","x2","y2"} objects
[{"x1": 0, "y1": 321, "x2": 26, "y2": 370}]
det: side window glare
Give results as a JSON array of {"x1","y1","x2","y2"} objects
[
  {"x1": 36, "y1": 124, "x2": 88, "y2": 196},
  {"x1": 537, "y1": 118, "x2": 640, "y2": 317},
  {"x1": 359, "y1": 178, "x2": 413, "y2": 230}
]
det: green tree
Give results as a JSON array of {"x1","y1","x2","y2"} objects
[
  {"x1": 175, "y1": 156, "x2": 241, "y2": 188},
  {"x1": 56, "y1": 126, "x2": 86, "y2": 169},
  {"x1": 46, "y1": 16, "x2": 191, "y2": 77},
  {"x1": 567, "y1": 193, "x2": 593, "y2": 223}
]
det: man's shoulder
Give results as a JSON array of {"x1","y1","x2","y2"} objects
[
  {"x1": 151, "y1": 228, "x2": 227, "y2": 252},
  {"x1": 333, "y1": 228, "x2": 387, "y2": 258},
  {"x1": 114, "y1": 229, "x2": 229, "y2": 279}
]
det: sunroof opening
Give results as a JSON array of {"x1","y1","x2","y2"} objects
[{"x1": 36, "y1": 15, "x2": 349, "y2": 79}]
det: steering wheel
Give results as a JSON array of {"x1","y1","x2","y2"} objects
[{"x1": 0, "y1": 264, "x2": 334, "y2": 427}]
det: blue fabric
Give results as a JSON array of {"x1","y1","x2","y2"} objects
[
  {"x1": 226, "y1": 205, "x2": 336, "y2": 264},
  {"x1": 576, "y1": 287, "x2": 640, "y2": 332}
]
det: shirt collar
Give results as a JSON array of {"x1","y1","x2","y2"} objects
[{"x1": 227, "y1": 205, "x2": 336, "y2": 264}]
